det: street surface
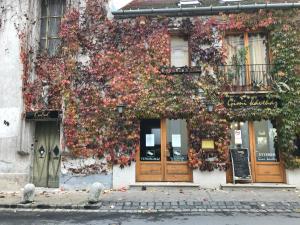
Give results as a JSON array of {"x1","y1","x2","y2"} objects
[{"x1": 0, "y1": 211, "x2": 300, "y2": 225}]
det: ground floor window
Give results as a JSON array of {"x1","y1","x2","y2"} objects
[
  {"x1": 166, "y1": 119, "x2": 188, "y2": 162},
  {"x1": 253, "y1": 120, "x2": 278, "y2": 162}
]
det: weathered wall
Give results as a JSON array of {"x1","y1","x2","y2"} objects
[
  {"x1": 60, "y1": 156, "x2": 112, "y2": 190},
  {"x1": 0, "y1": 0, "x2": 39, "y2": 191}
]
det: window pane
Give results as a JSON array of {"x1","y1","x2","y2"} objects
[
  {"x1": 48, "y1": 38, "x2": 61, "y2": 56},
  {"x1": 166, "y1": 119, "x2": 188, "y2": 162},
  {"x1": 140, "y1": 119, "x2": 161, "y2": 161},
  {"x1": 49, "y1": 18, "x2": 61, "y2": 37},
  {"x1": 229, "y1": 121, "x2": 250, "y2": 150},
  {"x1": 40, "y1": 18, "x2": 47, "y2": 38},
  {"x1": 225, "y1": 35, "x2": 246, "y2": 86},
  {"x1": 41, "y1": 0, "x2": 48, "y2": 17},
  {"x1": 254, "y1": 120, "x2": 278, "y2": 162},
  {"x1": 225, "y1": 35, "x2": 245, "y2": 65},
  {"x1": 248, "y1": 34, "x2": 268, "y2": 85},
  {"x1": 171, "y1": 37, "x2": 189, "y2": 67},
  {"x1": 40, "y1": 39, "x2": 46, "y2": 52},
  {"x1": 50, "y1": 0, "x2": 64, "y2": 17}
]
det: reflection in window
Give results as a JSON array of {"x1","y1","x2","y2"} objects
[
  {"x1": 254, "y1": 120, "x2": 278, "y2": 162},
  {"x1": 166, "y1": 119, "x2": 188, "y2": 161},
  {"x1": 40, "y1": 0, "x2": 65, "y2": 56}
]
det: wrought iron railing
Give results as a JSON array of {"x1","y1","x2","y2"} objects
[{"x1": 217, "y1": 64, "x2": 276, "y2": 91}]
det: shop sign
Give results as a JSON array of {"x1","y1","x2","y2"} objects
[
  {"x1": 25, "y1": 111, "x2": 61, "y2": 121},
  {"x1": 224, "y1": 94, "x2": 278, "y2": 110}
]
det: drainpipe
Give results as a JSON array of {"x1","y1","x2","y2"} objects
[{"x1": 112, "y1": 3, "x2": 300, "y2": 19}]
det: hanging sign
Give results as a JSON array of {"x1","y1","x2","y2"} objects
[{"x1": 224, "y1": 94, "x2": 278, "y2": 110}]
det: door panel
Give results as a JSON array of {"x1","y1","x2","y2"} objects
[
  {"x1": 137, "y1": 119, "x2": 164, "y2": 181},
  {"x1": 165, "y1": 163, "x2": 192, "y2": 182},
  {"x1": 165, "y1": 119, "x2": 192, "y2": 181},
  {"x1": 33, "y1": 121, "x2": 61, "y2": 187},
  {"x1": 227, "y1": 120, "x2": 285, "y2": 183},
  {"x1": 252, "y1": 120, "x2": 284, "y2": 183}
]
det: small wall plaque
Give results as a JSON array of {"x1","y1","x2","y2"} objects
[{"x1": 202, "y1": 139, "x2": 214, "y2": 150}]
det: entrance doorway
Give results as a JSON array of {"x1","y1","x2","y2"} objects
[
  {"x1": 228, "y1": 120, "x2": 285, "y2": 183},
  {"x1": 136, "y1": 119, "x2": 192, "y2": 182},
  {"x1": 32, "y1": 121, "x2": 61, "y2": 187}
]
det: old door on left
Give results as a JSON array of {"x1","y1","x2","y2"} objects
[{"x1": 33, "y1": 121, "x2": 61, "y2": 188}]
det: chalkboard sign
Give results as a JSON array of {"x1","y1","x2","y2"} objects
[{"x1": 230, "y1": 148, "x2": 252, "y2": 183}]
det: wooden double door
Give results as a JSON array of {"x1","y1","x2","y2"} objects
[
  {"x1": 136, "y1": 119, "x2": 192, "y2": 182},
  {"x1": 228, "y1": 120, "x2": 285, "y2": 183}
]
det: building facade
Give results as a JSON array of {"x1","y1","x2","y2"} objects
[{"x1": 0, "y1": 0, "x2": 300, "y2": 191}]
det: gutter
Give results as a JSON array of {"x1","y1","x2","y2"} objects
[{"x1": 112, "y1": 3, "x2": 300, "y2": 19}]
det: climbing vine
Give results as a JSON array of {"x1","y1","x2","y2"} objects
[{"x1": 21, "y1": 0, "x2": 300, "y2": 170}]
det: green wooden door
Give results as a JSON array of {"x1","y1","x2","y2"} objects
[{"x1": 33, "y1": 121, "x2": 61, "y2": 188}]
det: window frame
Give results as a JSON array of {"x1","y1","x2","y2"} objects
[
  {"x1": 40, "y1": 0, "x2": 66, "y2": 55},
  {"x1": 224, "y1": 31, "x2": 270, "y2": 87},
  {"x1": 169, "y1": 34, "x2": 191, "y2": 67}
]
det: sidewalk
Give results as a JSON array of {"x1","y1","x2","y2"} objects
[{"x1": 1, "y1": 187, "x2": 300, "y2": 213}]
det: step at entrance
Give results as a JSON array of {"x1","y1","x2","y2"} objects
[
  {"x1": 221, "y1": 183, "x2": 296, "y2": 191},
  {"x1": 130, "y1": 182, "x2": 199, "y2": 190}
]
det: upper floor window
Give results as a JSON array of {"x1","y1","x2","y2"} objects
[
  {"x1": 40, "y1": 0, "x2": 66, "y2": 56},
  {"x1": 171, "y1": 36, "x2": 189, "y2": 67},
  {"x1": 224, "y1": 33, "x2": 271, "y2": 90}
]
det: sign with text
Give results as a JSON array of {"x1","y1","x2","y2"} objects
[
  {"x1": 224, "y1": 94, "x2": 278, "y2": 110},
  {"x1": 230, "y1": 148, "x2": 252, "y2": 183},
  {"x1": 25, "y1": 111, "x2": 61, "y2": 120},
  {"x1": 145, "y1": 134, "x2": 155, "y2": 147},
  {"x1": 234, "y1": 130, "x2": 242, "y2": 145},
  {"x1": 172, "y1": 134, "x2": 181, "y2": 147}
]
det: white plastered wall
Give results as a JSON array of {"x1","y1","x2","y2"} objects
[
  {"x1": 0, "y1": 0, "x2": 39, "y2": 191},
  {"x1": 113, "y1": 162, "x2": 136, "y2": 189},
  {"x1": 286, "y1": 169, "x2": 300, "y2": 189}
]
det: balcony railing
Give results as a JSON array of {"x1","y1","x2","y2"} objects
[{"x1": 218, "y1": 64, "x2": 276, "y2": 92}]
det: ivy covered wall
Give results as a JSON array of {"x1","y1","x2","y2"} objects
[{"x1": 21, "y1": 0, "x2": 300, "y2": 170}]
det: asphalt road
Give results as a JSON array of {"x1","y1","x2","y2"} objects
[{"x1": 0, "y1": 211, "x2": 300, "y2": 225}]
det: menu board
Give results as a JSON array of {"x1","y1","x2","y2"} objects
[{"x1": 230, "y1": 148, "x2": 252, "y2": 183}]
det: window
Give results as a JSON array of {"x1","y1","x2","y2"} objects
[
  {"x1": 254, "y1": 120, "x2": 278, "y2": 162},
  {"x1": 166, "y1": 119, "x2": 188, "y2": 161},
  {"x1": 170, "y1": 36, "x2": 189, "y2": 67},
  {"x1": 225, "y1": 33, "x2": 270, "y2": 89},
  {"x1": 40, "y1": 0, "x2": 66, "y2": 55}
]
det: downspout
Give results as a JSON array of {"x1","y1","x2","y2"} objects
[{"x1": 112, "y1": 3, "x2": 300, "y2": 18}]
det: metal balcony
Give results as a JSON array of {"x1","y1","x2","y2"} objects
[{"x1": 218, "y1": 64, "x2": 275, "y2": 92}]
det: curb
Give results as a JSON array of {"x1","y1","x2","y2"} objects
[{"x1": 0, "y1": 201, "x2": 299, "y2": 214}]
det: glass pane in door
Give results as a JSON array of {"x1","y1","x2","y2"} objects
[
  {"x1": 140, "y1": 119, "x2": 161, "y2": 161},
  {"x1": 229, "y1": 121, "x2": 250, "y2": 150},
  {"x1": 166, "y1": 119, "x2": 188, "y2": 161},
  {"x1": 254, "y1": 120, "x2": 278, "y2": 162}
]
